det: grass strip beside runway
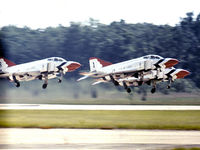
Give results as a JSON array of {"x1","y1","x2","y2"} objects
[{"x1": 0, "y1": 110, "x2": 200, "y2": 130}]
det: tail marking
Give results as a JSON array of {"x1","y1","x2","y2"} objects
[{"x1": 89, "y1": 57, "x2": 112, "y2": 72}]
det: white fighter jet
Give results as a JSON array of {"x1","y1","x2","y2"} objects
[
  {"x1": 113, "y1": 67, "x2": 190, "y2": 93},
  {"x1": 0, "y1": 57, "x2": 81, "y2": 89},
  {"x1": 78, "y1": 54, "x2": 178, "y2": 82},
  {"x1": 77, "y1": 55, "x2": 184, "y2": 93}
]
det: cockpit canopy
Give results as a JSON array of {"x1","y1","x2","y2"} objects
[
  {"x1": 143, "y1": 55, "x2": 163, "y2": 59},
  {"x1": 47, "y1": 57, "x2": 66, "y2": 62}
]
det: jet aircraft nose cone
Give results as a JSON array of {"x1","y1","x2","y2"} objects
[
  {"x1": 176, "y1": 70, "x2": 190, "y2": 79},
  {"x1": 67, "y1": 62, "x2": 81, "y2": 72},
  {"x1": 164, "y1": 58, "x2": 179, "y2": 68}
]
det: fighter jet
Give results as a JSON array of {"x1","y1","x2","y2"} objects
[
  {"x1": 77, "y1": 54, "x2": 178, "y2": 87},
  {"x1": 0, "y1": 57, "x2": 81, "y2": 89},
  {"x1": 115, "y1": 67, "x2": 190, "y2": 93}
]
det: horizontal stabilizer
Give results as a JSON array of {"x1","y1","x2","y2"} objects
[
  {"x1": 79, "y1": 72, "x2": 96, "y2": 76},
  {"x1": 92, "y1": 80, "x2": 108, "y2": 85},
  {"x1": 77, "y1": 75, "x2": 89, "y2": 81}
]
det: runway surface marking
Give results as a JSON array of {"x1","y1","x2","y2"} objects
[
  {"x1": 1, "y1": 104, "x2": 200, "y2": 110},
  {"x1": 0, "y1": 128, "x2": 200, "y2": 149}
]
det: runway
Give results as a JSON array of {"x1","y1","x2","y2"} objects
[
  {"x1": 1, "y1": 105, "x2": 200, "y2": 149},
  {"x1": 1, "y1": 104, "x2": 200, "y2": 110},
  {"x1": 0, "y1": 128, "x2": 200, "y2": 150}
]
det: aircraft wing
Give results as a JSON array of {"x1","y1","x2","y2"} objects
[
  {"x1": 77, "y1": 75, "x2": 90, "y2": 81},
  {"x1": 8, "y1": 71, "x2": 42, "y2": 81},
  {"x1": 0, "y1": 70, "x2": 38, "y2": 77}
]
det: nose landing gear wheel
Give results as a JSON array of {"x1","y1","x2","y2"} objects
[
  {"x1": 126, "y1": 88, "x2": 131, "y2": 93},
  {"x1": 15, "y1": 82, "x2": 20, "y2": 88},
  {"x1": 151, "y1": 87, "x2": 156, "y2": 94},
  {"x1": 167, "y1": 85, "x2": 171, "y2": 89},
  {"x1": 42, "y1": 83, "x2": 48, "y2": 89}
]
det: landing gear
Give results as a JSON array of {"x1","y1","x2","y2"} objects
[
  {"x1": 138, "y1": 72, "x2": 144, "y2": 86},
  {"x1": 13, "y1": 75, "x2": 20, "y2": 88},
  {"x1": 123, "y1": 81, "x2": 131, "y2": 93},
  {"x1": 58, "y1": 79, "x2": 62, "y2": 83},
  {"x1": 167, "y1": 77, "x2": 172, "y2": 89},
  {"x1": 110, "y1": 75, "x2": 119, "y2": 86},
  {"x1": 42, "y1": 83, "x2": 48, "y2": 89},
  {"x1": 151, "y1": 81, "x2": 156, "y2": 94},
  {"x1": 58, "y1": 70, "x2": 64, "y2": 83},
  {"x1": 126, "y1": 88, "x2": 131, "y2": 93},
  {"x1": 151, "y1": 87, "x2": 156, "y2": 94},
  {"x1": 38, "y1": 75, "x2": 42, "y2": 80},
  {"x1": 42, "y1": 73, "x2": 48, "y2": 89},
  {"x1": 15, "y1": 82, "x2": 20, "y2": 88}
]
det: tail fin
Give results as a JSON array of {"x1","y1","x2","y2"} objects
[
  {"x1": 0, "y1": 58, "x2": 16, "y2": 71},
  {"x1": 89, "y1": 57, "x2": 112, "y2": 72}
]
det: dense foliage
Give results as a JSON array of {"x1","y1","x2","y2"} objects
[{"x1": 0, "y1": 13, "x2": 199, "y2": 90}]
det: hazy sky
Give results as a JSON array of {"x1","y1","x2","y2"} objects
[{"x1": 0, "y1": 0, "x2": 200, "y2": 29}]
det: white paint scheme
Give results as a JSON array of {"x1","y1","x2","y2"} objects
[
  {"x1": 117, "y1": 68, "x2": 188, "y2": 86},
  {"x1": 78, "y1": 55, "x2": 190, "y2": 94},
  {"x1": 0, "y1": 57, "x2": 81, "y2": 88},
  {"x1": 90, "y1": 55, "x2": 163, "y2": 75},
  {"x1": 78, "y1": 55, "x2": 178, "y2": 80}
]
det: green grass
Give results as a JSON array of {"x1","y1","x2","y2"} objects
[{"x1": 1, "y1": 110, "x2": 200, "y2": 130}]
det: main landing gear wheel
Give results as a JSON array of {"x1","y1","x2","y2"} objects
[
  {"x1": 15, "y1": 82, "x2": 20, "y2": 88},
  {"x1": 167, "y1": 85, "x2": 171, "y2": 89},
  {"x1": 42, "y1": 83, "x2": 48, "y2": 89},
  {"x1": 58, "y1": 79, "x2": 62, "y2": 83},
  {"x1": 151, "y1": 87, "x2": 156, "y2": 94},
  {"x1": 126, "y1": 88, "x2": 131, "y2": 93}
]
